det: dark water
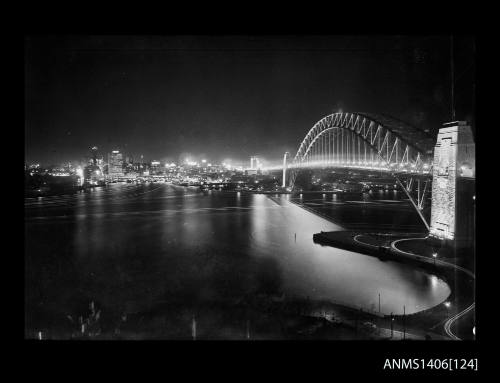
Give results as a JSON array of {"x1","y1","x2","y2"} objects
[
  {"x1": 291, "y1": 190, "x2": 430, "y2": 232},
  {"x1": 25, "y1": 183, "x2": 449, "y2": 335}
]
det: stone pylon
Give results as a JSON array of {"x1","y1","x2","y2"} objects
[{"x1": 429, "y1": 121, "x2": 475, "y2": 246}]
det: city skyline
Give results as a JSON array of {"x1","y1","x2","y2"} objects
[
  {"x1": 25, "y1": 146, "x2": 269, "y2": 170},
  {"x1": 25, "y1": 35, "x2": 474, "y2": 165}
]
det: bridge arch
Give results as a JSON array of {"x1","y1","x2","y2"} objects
[
  {"x1": 288, "y1": 112, "x2": 436, "y2": 230},
  {"x1": 292, "y1": 112, "x2": 434, "y2": 171}
]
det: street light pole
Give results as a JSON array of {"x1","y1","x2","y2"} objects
[
  {"x1": 451, "y1": 35, "x2": 455, "y2": 121},
  {"x1": 444, "y1": 301, "x2": 451, "y2": 318},
  {"x1": 390, "y1": 312, "x2": 394, "y2": 338},
  {"x1": 192, "y1": 315, "x2": 196, "y2": 341},
  {"x1": 403, "y1": 305, "x2": 406, "y2": 340}
]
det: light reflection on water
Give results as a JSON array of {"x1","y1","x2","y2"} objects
[
  {"x1": 249, "y1": 194, "x2": 449, "y2": 315},
  {"x1": 26, "y1": 184, "x2": 450, "y2": 323}
]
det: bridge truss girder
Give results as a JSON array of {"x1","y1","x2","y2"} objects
[{"x1": 288, "y1": 112, "x2": 435, "y2": 230}]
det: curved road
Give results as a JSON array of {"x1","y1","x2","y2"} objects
[
  {"x1": 391, "y1": 237, "x2": 475, "y2": 340},
  {"x1": 444, "y1": 303, "x2": 475, "y2": 340}
]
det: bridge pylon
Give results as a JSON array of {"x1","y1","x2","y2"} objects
[
  {"x1": 429, "y1": 121, "x2": 475, "y2": 246},
  {"x1": 282, "y1": 152, "x2": 289, "y2": 188}
]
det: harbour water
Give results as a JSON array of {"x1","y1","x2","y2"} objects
[{"x1": 25, "y1": 183, "x2": 450, "y2": 337}]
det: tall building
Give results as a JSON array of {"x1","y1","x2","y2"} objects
[
  {"x1": 250, "y1": 156, "x2": 261, "y2": 170},
  {"x1": 108, "y1": 150, "x2": 124, "y2": 178},
  {"x1": 90, "y1": 146, "x2": 98, "y2": 166},
  {"x1": 150, "y1": 161, "x2": 161, "y2": 175}
]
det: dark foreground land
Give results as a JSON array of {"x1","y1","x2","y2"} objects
[{"x1": 27, "y1": 294, "x2": 420, "y2": 340}]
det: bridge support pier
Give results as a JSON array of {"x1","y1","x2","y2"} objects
[{"x1": 282, "y1": 152, "x2": 289, "y2": 188}]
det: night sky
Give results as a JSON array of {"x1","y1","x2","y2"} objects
[{"x1": 25, "y1": 35, "x2": 475, "y2": 166}]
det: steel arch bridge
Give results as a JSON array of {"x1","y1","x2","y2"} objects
[{"x1": 286, "y1": 112, "x2": 436, "y2": 229}]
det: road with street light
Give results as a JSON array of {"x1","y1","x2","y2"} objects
[{"x1": 391, "y1": 237, "x2": 475, "y2": 340}]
